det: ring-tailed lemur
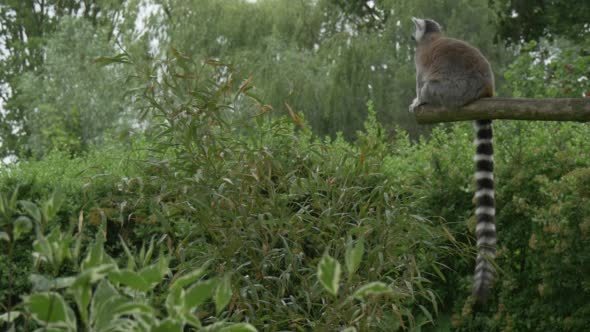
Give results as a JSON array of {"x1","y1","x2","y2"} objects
[{"x1": 409, "y1": 17, "x2": 496, "y2": 304}]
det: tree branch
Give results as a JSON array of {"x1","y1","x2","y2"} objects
[{"x1": 413, "y1": 98, "x2": 590, "y2": 124}]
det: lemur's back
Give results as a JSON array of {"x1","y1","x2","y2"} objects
[{"x1": 416, "y1": 37, "x2": 494, "y2": 100}]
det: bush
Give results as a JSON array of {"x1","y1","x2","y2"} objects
[{"x1": 1, "y1": 51, "x2": 456, "y2": 331}]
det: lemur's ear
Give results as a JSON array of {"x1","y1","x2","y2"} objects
[{"x1": 411, "y1": 17, "x2": 423, "y2": 29}]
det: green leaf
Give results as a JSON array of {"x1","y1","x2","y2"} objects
[
  {"x1": 0, "y1": 193, "x2": 6, "y2": 217},
  {"x1": 111, "y1": 302, "x2": 154, "y2": 317},
  {"x1": 165, "y1": 287, "x2": 185, "y2": 317},
  {"x1": 30, "y1": 274, "x2": 75, "y2": 292},
  {"x1": 30, "y1": 274, "x2": 53, "y2": 291},
  {"x1": 0, "y1": 231, "x2": 9, "y2": 242},
  {"x1": 418, "y1": 304, "x2": 434, "y2": 324},
  {"x1": 41, "y1": 190, "x2": 64, "y2": 223},
  {"x1": 81, "y1": 238, "x2": 115, "y2": 271},
  {"x1": 352, "y1": 282, "x2": 393, "y2": 300},
  {"x1": 219, "y1": 323, "x2": 258, "y2": 332},
  {"x1": 26, "y1": 292, "x2": 76, "y2": 329},
  {"x1": 151, "y1": 318, "x2": 184, "y2": 332},
  {"x1": 139, "y1": 257, "x2": 170, "y2": 289},
  {"x1": 108, "y1": 269, "x2": 150, "y2": 292},
  {"x1": 89, "y1": 282, "x2": 154, "y2": 330},
  {"x1": 183, "y1": 312, "x2": 202, "y2": 328},
  {"x1": 20, "y1": 200, "x2": 42, "y2": 224},
  {"x1": 0, "y1": 311, "x2": 21, "y2": 324},
  {"x1": 72, "y1": 264, "x2": 116, "y2": 287},
  {"x1": 90, "y1": 279, "x2": 119, "y2": 328},
  {"x1": 185, "y1": 279, "x2": 217, "y2": 310},
  {"x1": 119, "y1": 235, "x2": 137, "y2": 270},
  {"x1": 215, "y1": 274, "x2": 233, "y2": 314},
  {"x1": 169, "y1": 264, "x2": 209, "y2": 291},
  {"x1": 93, "y1": 53, "x2": 130, "y2": 66},
  {"x1": 71, "y1": 284, "x2": 91, "y2": 325},
  {"x1": 93, "y1": 298, "x2": 130, "y2": 331},
  {"x1": 341, "y1": 328, "x2": 357, "y2": 332},
  {"x1": 317, "y1": 254, "x2": 341, "y2": 296},
  {"x1": 13, "y1": 216, "x2": 32, "y2": 240},
  {"x1": 345, "y1": 237, "x2": 364, "y2": 277},
  {"x1": 9, "y1": 187, "x2": 19, "y2": 212}
]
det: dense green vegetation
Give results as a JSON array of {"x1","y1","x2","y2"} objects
[{"x1": 1, "y1": 0, "x2": 589, "y2": 331}]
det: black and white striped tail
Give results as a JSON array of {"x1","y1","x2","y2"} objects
[{"x1": 473, "y1": 119, "x2": 496, "y2": 303}]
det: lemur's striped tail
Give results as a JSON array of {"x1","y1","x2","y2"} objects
[{"x1": 472, "y1": 119, "x2": 496, "y2": 303}]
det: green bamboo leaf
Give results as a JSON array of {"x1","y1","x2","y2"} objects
[
  {"x1": 352, "y1": 282, "x2": 392, "y2": 300},
  {"x1": 317, "y1": 254, "x2": 341, "y2": 296},
  {"x1": 93, "y1": 53, "x2": 130, "y2": 66},
  {"x1": 419, "y1": 304, "x2": 434, "y2": 324}
]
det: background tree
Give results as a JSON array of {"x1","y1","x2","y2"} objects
[
  {"x1": 0, "y1": 0, "x2": 127, "y2": 157},
  {"x1": 490, "y1": 0, "x2": 590, "y2": 43},
  {"x1": 15, "y1": 18, "x2": 133, "y2": 158}
]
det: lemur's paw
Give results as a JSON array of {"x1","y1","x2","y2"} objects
[{"x1": 409, "y1": 98, "x2": 422, "y2": 113}]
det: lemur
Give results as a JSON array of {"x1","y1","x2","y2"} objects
[{"x1": 409, "y1": 17, "x2": 496, "y2": 304}]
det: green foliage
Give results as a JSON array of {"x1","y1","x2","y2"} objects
[
  {"x1": 491, "y1": 0, "x2": 590, "y2": 43},
  {"x1": 504, "y1": 39, "x2": 590, "y2": 98},
  {"x1": 108, "y1": 50, "x2": 449, "y2": 330},
  {"x1": 1, "y1": 50, "x2": 454, "y2": 331},
  {"x1": 0, "y1": 141, "x2": 143, "y2": 310},
  {"x1": 385, "y1": 119, "x2": 590, "y2": 330},
  {"x1": 16, "y1": 18, "x2": 133, "y2": 158},
  {"x1": 0, "y1": 0, "x2": 129, "y2": 157},
  {"x1": 327, "y1": 0, "x2": 387, "y2": 30},
  {"x1": 1, "y1": 200, "x2": 256, "y2": 331},
  {"x1": 1, "y1": 1, "x2": 590, "y2": 330}
]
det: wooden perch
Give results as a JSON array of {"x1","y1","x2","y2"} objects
[{"x1": 413, "y1": 97, "x2": 590, "y2": 124}]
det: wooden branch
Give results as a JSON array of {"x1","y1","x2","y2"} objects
[{"x1": 413, "y1": 97, "x2": 590, "y2": 124}]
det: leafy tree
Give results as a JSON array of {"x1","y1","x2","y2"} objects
[
  {"x1": 14, "y1": 18, "x2": 132, "y2": 158},
  {"x1": 490, "y1": 0, "x2": 590, "y2": 43},
  {"x1": 0, "y1": 0, "x2": 126, "y2": 157},
  {"x1": 327, "y1": 0, "x2": 388, "y2": 30}
]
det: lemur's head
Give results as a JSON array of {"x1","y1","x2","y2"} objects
[{"x1": 411, "y1": 17, "x2": 442, "y2": 43}]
